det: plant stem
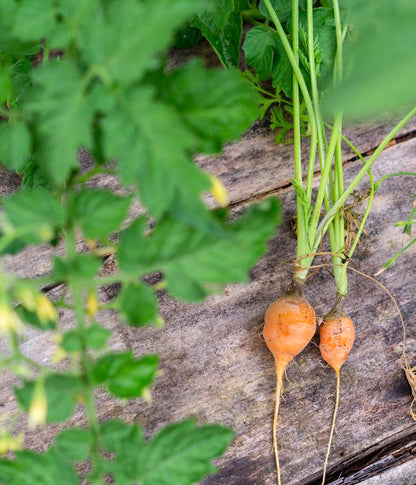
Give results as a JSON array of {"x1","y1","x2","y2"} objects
[
  {"x1": 307, "y1": 0, "x2": 335, "y2": 250},
  {"x1": 65, "y1": 227, "x2": 101, "y2": 472},
  {"x1": 292, "y1": 0, "x2": 308, "y2": 269}
]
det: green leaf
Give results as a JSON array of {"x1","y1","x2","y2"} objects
[
  {"x1": 15, "y1": 374, "x2": 83, "y2": 423},
  {"x1": 100, "y1": 420, "x2": 144, "y2": 454},
  {"x1": 12, "y1": 0, "x2": 59, "y2": 43},
  {"x1": 102, "y1": 85, "x2": 213, "y2": 228},
  {"x1": 28, "y1": 60, "x2": 95, "y2": 184},
  {"x1": 298, "y1": 8, "x2": 335, "y2": 83},
  {"x1": 174, "y1": 25, "x2": 203, "y2": 48},
  {"x1": 70, "y1": 189, "x2": 131, "y2": 239},
  {"x1": 194, "y1": 0, "x2": 249, "y2": 68},
  {"x1": 16, "y1": 306, "x2": 56, "y2": 331},
  {"x1": 0, "y1": 448, "x2": 79, "y2": 485},
  {"x1": 272, "y1": 40, "x2": 293, "y2": 98},
  {"x1": 0, "y1": 64, "x2": 11, "y2": 104},
  {"x1": 243, "y1": 26, "x2": 278, "y2": 81},
  {"x1": 325, "y1": 0, "x2": 416, "y2": 119},
  {"x1": 99, "y1": 420, "x2": 145, "y2": 483},
  {"x1": 259, "y1": 0, "x2": 306, "y2": 23},
  {"x1": 3, "y1": 189, "x2": 64, "y2": 244},
  {"x1": 98, "y1": 419, "x2": 232, "y2": 485},
  {"x1": 119, "y1": 199, "x2": 281, "y2": 301},
  {"x1": 53, "y1": 254, "x2": 101, "y2": 282},
  {"x1": 93, "y1": 352, "x2": 158, "y2": 398},
  {"x1": 158, "y1": 59, "x2": 259, "y2": 153},
  {"x1": 78, "y1": 0, "x2": 201, "y2": 86},
  {"x1": 54, "y1": 428, "x2": 92, "y2": 462},
  {"x1": 117, "y1": 283, "x2": 158, "y2": 327},
  {"x1": 86, "y1": 324, "x2": 111, "y2": 350},
  {"x1": 0, "y1": 1, "x2": 41, "y2": 58},
  {"x1": 20, "y1": 159, "x2": 54, "y2": 190},
  {"x1": 0, "y1": 120, "x2": 31, "y2": 171},
  {"x1": 137, "y1": 420, "x2": 233, "y2": 485},
  {"x1": 61, "y1": 330, "x2": 82, "y2": 353}
]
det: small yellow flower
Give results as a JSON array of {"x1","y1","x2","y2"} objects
[
  {"x1": 209, "y1": 175, "x2": 229, "y2": 207},
  {"x1": 35, "y1": 294, "x2": 57, "y2": 323},
  {"x1": 28, "y1": 380, "x2": 47, "y2": 429},
  {"x1": 0, "y1": 304, "x2": 23, "y2": 335},
  {"x1": 86, "y1": 292, "x2": 99, "y2": 318}
]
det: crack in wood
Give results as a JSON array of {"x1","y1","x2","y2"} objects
[
  {"x1": 298, "y1": 428, "x2": 416, "y2": 485},
  {"x1": 229, "y1": 128, "x2": 416, "y2": 209}
]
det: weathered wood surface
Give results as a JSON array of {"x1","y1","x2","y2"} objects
[{"x1": 2, "y1": 122, "x2": 416, "y2": 483}]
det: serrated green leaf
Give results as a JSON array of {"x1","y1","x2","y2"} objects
[
  {"x1": 70, "y1": 189, "x2": 131, "y2": 239},
  {"x1": 137, "y1": 420, "x2": 233, "y2": 485},
  {"x1": 158, "y1": 59, "x2": 259, "y2": 153},
  {"x1": 102, "y1": 85, "x2": 214, "y2": 229},
  {"x1": 78, "y1": 0, "x2": 201, "y2": 86},
  {"x1": 15, "y1": 374, "x2": 83, "y2": 423},
  {"x1": 119, "y1": 199, "x2": 281, "y2": 301},
  {"x1": 118, "y1": 283, "x2": 158, "y2": 327},
  {"x1": 0, "y1": 120, "x2": 31, "y2": 171},
  {"x1": 194, "y1": 0, "x2": 249, "y2": 68},
  {"x1": 243, "y1": 26, "x2": 277, "y2": 81},
  {"x1": 0, "y1": 448, "x2": 79, "y2": 485},
  {"x1": 54, "y1": 428, "x2": 92, "y2": 462},
  {"x1": 298, "y1": 8, "x2": 335, "y2": 83},
  {"x1": 99, "y1": 420, "x2": 145, "y2": 483},
  {"x1": 93, "y1": 352, "x2": 158, "y2": 398},
  {"x1": 3, "y1": 189, "x2": 64, "y2": 245},
  {"x1": 28, "y1": 60, "x2": 95, "y2": 185}
]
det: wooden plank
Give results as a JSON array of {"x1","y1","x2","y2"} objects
[
  {"x1": 198, "y1": 118, "x2": 416, "y2": 208},
  {"x1": 2, "y1": 118, "x2": 416, "y2": 282},
  {"x1": 1, "y1": 137, "x2": 416, "y2": 483}
]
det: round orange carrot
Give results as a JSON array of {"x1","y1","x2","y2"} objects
[
  {"x1": 319, "y1": 314, "x2": 355, "y2": 485},
  {"x1": 319, "y1": 315, "x2": 355, "y2": 373},
  {"x1": 263, "y1": 291, "x2": 316, "y2": 485}
]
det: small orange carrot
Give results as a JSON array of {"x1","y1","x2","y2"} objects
[
  {"x1": 263, "y1": 288, "x2": 316, "y2": 485},
  {"x1": 319, "y1": 314, "x2": 355, "y2": 485}
]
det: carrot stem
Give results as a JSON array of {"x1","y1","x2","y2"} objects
[
  {"x1": 321, "y1": 368, "x2": 340, "y2": 485},
  {"x1": 273, "y1": 361, "x2": 286, "y2": 485}
]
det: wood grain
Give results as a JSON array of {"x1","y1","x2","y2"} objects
[{"x1": 1, "y1": 133, "x2": 416, "y2": 483}]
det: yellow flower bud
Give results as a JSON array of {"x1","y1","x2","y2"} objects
[
  {"x1": 209, "y1": 175, "x2": 229, "y2": 207},
  {"x1": 28, "y1": 380, "x2": 47, "y2": 429},
  {"x1": 35, "y1": 294, "x2": 57, "y2": 323},
  {"x1": 0, "y1": 304, "x2": 23, "y2": 335},
  {"x1": 141, "y1": 387, "x2": 152, "y2": 404},
  {"x1": 86, "y1": 292, "x2": 99, "y2": 318},
  {"x1": 38, "y1": 225, "x2": 54, "y2": 242}
]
